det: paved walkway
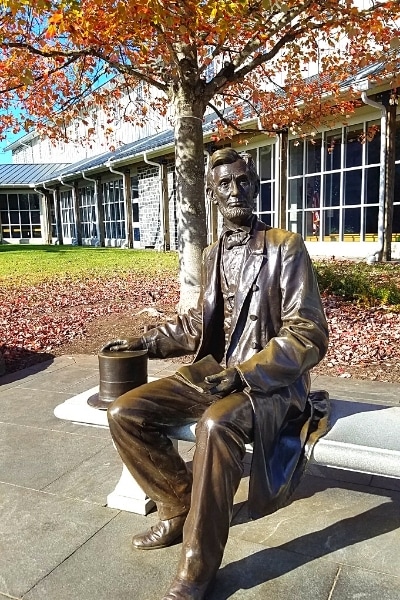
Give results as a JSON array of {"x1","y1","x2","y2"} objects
[{"x1": 0, "y1": 354, "x2": 399, "y2": 600}]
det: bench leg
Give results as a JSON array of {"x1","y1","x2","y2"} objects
[
  {"x1": 107, "y1": 439, "x2": 179, "y2": 515},
  {"x1": 107, "y1": 463, "x2": 156, "y2": 515}
]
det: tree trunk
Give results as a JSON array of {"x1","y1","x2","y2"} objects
[{"x1": 173, "y1": 91, "x2": 208, "y2": 313}]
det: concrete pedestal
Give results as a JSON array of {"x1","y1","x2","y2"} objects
[{"x1": 54, "y1": 386, "x2": 158, "y2": 515}]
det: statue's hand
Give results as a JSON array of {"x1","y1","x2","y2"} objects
[
  {"x1": 101, "y1": 337, "x2": 144, "y2": 352},
  {"x1": 205, "y1": 367, "x2": 244, "y2": 397}
]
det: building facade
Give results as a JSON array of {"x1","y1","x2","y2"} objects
[{"x1": 1, "y1": 84, "x2": 400, "y2": 260}]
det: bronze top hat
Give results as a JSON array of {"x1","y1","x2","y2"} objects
[{"x1": 87, "y1": 349, "x2": 148, "y2": 410}]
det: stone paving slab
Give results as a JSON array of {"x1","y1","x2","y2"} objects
[
  {"x1": 0, "y1": 421, "x2": 110, "y2": 489},
  {"x1": 0, "y1": 482, "x2": 118, "y2": 598},
  {"x1": 231, "y1": 474, "x2": 400, "y2": 575},
  {"x1": 330, "y1": 565, "x2": 400, "y2": 600},
  {"x1": 22, "y1": 510, "x2": 180, "y2": 600},
  {"x1": 15, "y1": 366, "x2": 100, "y2": 395},
  {"x1": 21, "y1": 509, "x2": 341, "y2": 600},
  {"x1": 1, "y1": 355, "x2": 400, "y2": 600},
  {"x1": 0, "y1": 386, "x2": 110, "y2": 438},
  {"x1": 43, "y1": 443, "x2": 121, "y2": 505}
]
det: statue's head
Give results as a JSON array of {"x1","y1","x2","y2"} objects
[{"x1": 206, "y1": 148, "x2": 260, "y2": 227}]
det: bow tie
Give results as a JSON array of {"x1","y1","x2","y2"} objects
[{"x1": 224, "y1": 230, "x2": 250, "y2": 249}]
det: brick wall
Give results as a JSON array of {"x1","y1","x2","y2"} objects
[{"x1": 137, "y1": 164, "x2": 162, "y2": 248}]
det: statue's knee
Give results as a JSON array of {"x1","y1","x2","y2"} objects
[
  {"x1": 107, "y1": 399, "x2": 123, "y2": 423},
  {"x1": 107, "y1": 391, "x2": 141, "y2": 424},
  {"x1": 197, "y1": 405, "x2": 227, "y2": 437}
]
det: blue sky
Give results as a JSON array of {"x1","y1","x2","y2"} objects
[
  {"x1": 0, "y1": 136, "x2": 17, "y2": 164},
  {"x1": 0, "y1": 107, "x2": 23, "y2": 164}
]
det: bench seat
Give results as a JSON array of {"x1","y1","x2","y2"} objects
[{"x1": 54, "y1": 390, "x2": 400, "y2": 514}]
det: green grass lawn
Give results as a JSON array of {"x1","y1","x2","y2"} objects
[
  {"x1": 0, "y1": 244, "x2": 179, "y2": 285},
  {"x1": 2, "y1": 243, "x2": 400, "y2": 309}
]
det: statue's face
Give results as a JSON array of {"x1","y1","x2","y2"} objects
[{"x1": 211, "y1": 159, "x2": 256, "y2": 226}]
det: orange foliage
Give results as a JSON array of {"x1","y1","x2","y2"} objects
[{"x1": 0, "y1": 1, "x2": 399, "y2": 144}]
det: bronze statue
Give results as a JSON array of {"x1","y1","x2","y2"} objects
[{"x1": 103, "y1": 148, "x2": 330, "y2": 600}]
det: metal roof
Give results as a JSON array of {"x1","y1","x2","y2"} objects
[
  {"x1": 55, "y1": 129, "x2": 176, "y2": 179},
  {"x1": 53, "y1": 111, "x2": 221, "y2": 181},
  {"x1": 0, "y1": 163, "x2": 70, "y2": 186}
]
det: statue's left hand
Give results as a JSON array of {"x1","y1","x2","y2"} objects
[
  {"x1": 205, "y1": 367, "x2": 244, "y2": 397},
  {"x1": 101, "y1": 337, "x2": 144, "y2": 352}
]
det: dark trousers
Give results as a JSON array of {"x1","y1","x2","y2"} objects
[{"x1": 107, "y1": 375, "x2": 254, "y2": 582}]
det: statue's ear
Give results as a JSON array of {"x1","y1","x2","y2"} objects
[
  {"x1": 206, "y1": 186, "x2": 216, "y2": 204},
  {"x1": 253, "y1": 179, "x2": 260, "y2": 199}
]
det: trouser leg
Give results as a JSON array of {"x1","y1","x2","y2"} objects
[
  {"x1": 107, "y1": 376, "x2": 214, "y2": 520},
  {"x1": 176, "y1": 391, "x2": 254, "y2": 583}
]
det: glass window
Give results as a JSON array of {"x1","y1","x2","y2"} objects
[
  {"x1": 259, "y1": 213, "x2": 272, "y2": 226},
  {"x1": 365, "y1": 206, "x2": 379, "y2": 237},
  {"x1": 288, "y1": 208, "x2": 303, "y2": 236},
  {"x1": 365, "y1": 167, "x2": 379, "y2": 204},
  {"x1": 343, "y1": 170, "x2": 362, "y2": 205},
  {"x1": 323, "y1": 209, "x2": 340, "y2": 238},
  {"x1": 31, "y1": 211, "x2": 40, "y2": 224},
  {"x1": 20, "y1": 211, "x2": 30, "y2": 224},
  {"x1": 305, "y1": 176, "x2": 320, "y2": 209},
  {"x1": 19, "y1": 194, "x2": 30, "y2": 210},
  {"x1": 29, "y1": 194, "x2": 40, "y2": 210},
  {"x1": 131, "y1": 177, "x2": 139, "y2": 200},
  {"x1": 345, "y1": 125, "x2": 363, "y2": 168},
  {"x1": 260, "y1": 145, "x2": 272, "y2": 180},
  {"x1": 323, "y1": 173, "x2": 341, "y2": 207},
  {"x1": 288, "y1": 179, "x2": 303, "y2": 210},
  {"x1": 132, "y1": 203, "x2": 139, "y2": 222},
  {"x1": 0, "y1": 211, "x2": 9, "y2": 225},
  {"x1": 21, "y1": 225, "x2": 31, "y2": 238},
  {"x1": 79, "y1": 185, "x2": 96, "y2": 238},
  {"x1": 289, "y1": 139, "x2": 303, "y2": 176},
  {"x1": 344, "y1": 207, "x2": 361, "y2": 237},
  {"x1": 304, "y1": 177, "x2": 321, "y2": 238},
  {"x1": 366, "y1": 121, "x2": 381, "y2": 165},
  {"x1": 0, "y1": 195, "x2": 7, "y2": 210},
  {"x1": 305, "y1": 137, "x2": 322, "y2": 174},
  {"x1": 325, "y1": 129, "x2": 342, "y2": 171},
  {"x1": 102, "y1": 179, "x2": 125, "y2": 240},
  {"x1": 60, "y1": 190, "x2": 76, "y2": 239},
  {"x1": 260, "y1": 182, "x2": 272, "y2": 212},
  {"x1": 8, "y1": 194, "x2": 18, "y2": 210}
]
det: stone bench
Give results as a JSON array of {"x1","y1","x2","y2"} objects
[{"x1": 54, "y1": 388, "x2": 400, "y2": 515}]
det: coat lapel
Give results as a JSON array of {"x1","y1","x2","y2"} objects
[
  {"x1": 202, "y1": 239, "x2": 222, "y2": 329},
  {"x1": 228, "y1": 223, "x2": 268, "y2": 340}
]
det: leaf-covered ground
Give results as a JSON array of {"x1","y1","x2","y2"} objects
[{"x1": 1, "y1": 273, "x2": 400, "y2": 382}]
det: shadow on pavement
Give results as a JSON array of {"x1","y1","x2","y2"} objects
[
  {"x1": 215, "y1": 501, "x2": 400, "y2": 598},
  {"x1": 0, "y1": 347, "x2": 55, "y2": 385}
]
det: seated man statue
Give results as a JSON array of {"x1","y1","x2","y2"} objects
[{"x1": 103, "y1": 148, "x2": 329, "y2": 600}]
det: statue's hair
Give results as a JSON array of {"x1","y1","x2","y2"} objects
[{"x1": 206, "y1": 148, "x2": 260, "y2": 193}]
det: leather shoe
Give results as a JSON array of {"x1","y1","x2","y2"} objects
[
  {"x1": 161, "y1": 576, "x2": 214, "y2": 600},
  {"x1": 132, "y1": 514, "x2": 187, "y2": 550}
]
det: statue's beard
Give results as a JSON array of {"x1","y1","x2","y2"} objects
[{"x1": 219, "y1": 205, "x2": 254, "y2": 225}]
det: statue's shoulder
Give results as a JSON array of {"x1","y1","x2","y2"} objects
[
  {"x1": 202, "y1": 239, "x2": 219, "y2": 263},
  {"x1": 263, "y1": 224, "x2": 303, "y2": 248}
]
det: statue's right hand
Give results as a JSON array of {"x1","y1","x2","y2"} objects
[{"x1": 100, "y1": 337, "x2": 144, "y2": 352}]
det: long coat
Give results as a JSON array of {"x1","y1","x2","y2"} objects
[{"x1": 143, "y1": 220, "x2": 330, "y2": 518}]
